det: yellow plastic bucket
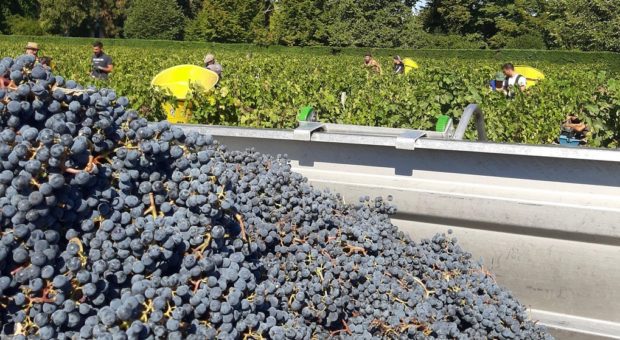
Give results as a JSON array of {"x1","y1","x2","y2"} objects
[
  {"x1": 151, "y1": 65, "x2": 219, "y2": 123},
  {"x1": 162, "y1": 101, "x2": 194, "y2": 124},
  {"x1": 514, "y1": 66, "x2": 545, "y2": 88},
  {"x1": 403, "y1": 58, "x2": 419, "y2": 74}
]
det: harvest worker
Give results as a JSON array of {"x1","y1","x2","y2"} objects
[
  {"x1": 501, "y1": 63, "x2": 526, "y2": 98},
  {"x1": 364, "y1": 53, "x2": 382, "y2": 74},
  {"x1": 204, "y1": 53, "x2": 223, "y2": 81},
  {"x1": 24, "y1": 42, "x2": 40, "y2": 61},
  {"x1": 393, "y1": 55, "x2": 404, "y2": 74},
  {"x1": 489, "y1": 71, "x2": 505, "y2": 91},
  {"x1": 39, "y1": 56, "x2": 52, "y2": 71},
  {"x1": 90, "y1": 41, "x2": 113, "y2": 80},
  {"x1": 0, "y1": 67, "x2": 8, "y2": 89}
]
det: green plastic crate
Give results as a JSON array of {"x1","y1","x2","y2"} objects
[
  {"x1": 298, "y1": 106, "x2": 314, "y2": 121},
  {"x1": 436, "y1": 115, "x2": 451, "y2": 132}
]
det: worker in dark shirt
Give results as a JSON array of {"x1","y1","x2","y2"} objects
[
  {"x1": 90, "y1": 41, "x2": 113, "y2": 80},
  {"x1": 393, "y1": 55, "x2": 404, "y2": 74},
  {"x1": 39, "y1": 56, "x2": 52, "y2": 71}
]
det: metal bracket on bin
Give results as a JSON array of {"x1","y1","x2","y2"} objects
[
  {"x1": 395, "y1": 130, "x2": 426, "y2": 150},
  {"x1": 293, "y1": 122, "x2": 325, "y2": 141}
]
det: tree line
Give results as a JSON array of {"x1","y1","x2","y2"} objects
[{"x1": 1, "y1": 0, "x2": 619, "y2": 52}]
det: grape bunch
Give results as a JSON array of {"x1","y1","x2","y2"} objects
[{"x1": 0, "y1": 54, "x2": 553, "y2": 340}]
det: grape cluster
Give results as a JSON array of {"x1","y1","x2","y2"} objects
[{"x1": 0, "y1": 55, "x2": 553, "y2": 339}]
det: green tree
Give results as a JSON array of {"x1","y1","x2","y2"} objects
[
  {"x1": 124, "y1": 0, "x2": 185, "y2": 40},
  {"x1": 269, "y1": 0, "x2": 416, "y2": 47},
  {"x1": 401, "y1": 14, "x2": 484, "y2": 49},
  {"x1": 422, "y1": 0, "x2": 477, "y2": 35},
  {"x1": 5, "y1": 15, "x2": 45, "y2": 35},
  {"x1": 1, "y1": 0, "x2": 40, "y2": 34},
  {"x1": 250, "y1": 0, "x2": 275, "y2": 46},
  {"x1": 353, "y1": 0, "x2": 416, "y2": 47},
  {"x1": 421, "y1": 0, "x2": 545, "y2": 48},
  {"x1": 88, "y1": 0, "x2": 128, "y2": 37},
  {"x1": 317, "y1": 0, "x2": 362, "y2": 47},
  {"x1": 480, "y1": 0, "x2": 546, "y2": 48},
  {"x1": 185, "y1": 0, "x2": 262, "y2": 42},
  {"x1": 269, "y1": 0, "x2": 325, "y2": 46},
  {"x1": 27, "y1": 0, "x2": 126, "y2": 37},
  {"x1": 178, "y1": 0, "x2": 203, "y2": 19},
  {"x1": 543, "y1": 0, "x2": 620, "y2": 52},
  {"x1": 39, "y1": 0, "x2": 89, "y2": 36}
]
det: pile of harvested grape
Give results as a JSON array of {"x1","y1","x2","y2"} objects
[{"x1": 0, "y1": 54, "x2": 552, "y2": 339}]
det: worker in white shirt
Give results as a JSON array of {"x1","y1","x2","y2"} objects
[{"x1": 501, "y1": 63, "x2": 526, "y2": 98}]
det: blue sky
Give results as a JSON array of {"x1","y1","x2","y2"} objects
[{"x1": 414, "y1": 0, "x2": 428, "y2": 13}]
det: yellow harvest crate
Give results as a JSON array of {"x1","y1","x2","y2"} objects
[
  {"x1": 151, "y1": 65, "x2": 219, "y2": 123},
  {"x1": 402, "y1": 58, "x2": 419, "y2": 74},
  {"x1": 514, "y1": 65, "x2": 545, "y2": 88}
]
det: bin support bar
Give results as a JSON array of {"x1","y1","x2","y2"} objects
[{"x1": 454, "y1": 104, "x2": 486, "y2": 141}]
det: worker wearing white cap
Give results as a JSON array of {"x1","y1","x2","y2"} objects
[{"x1": 204, "y1": 53, "x2": 222, "y2": 85}]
